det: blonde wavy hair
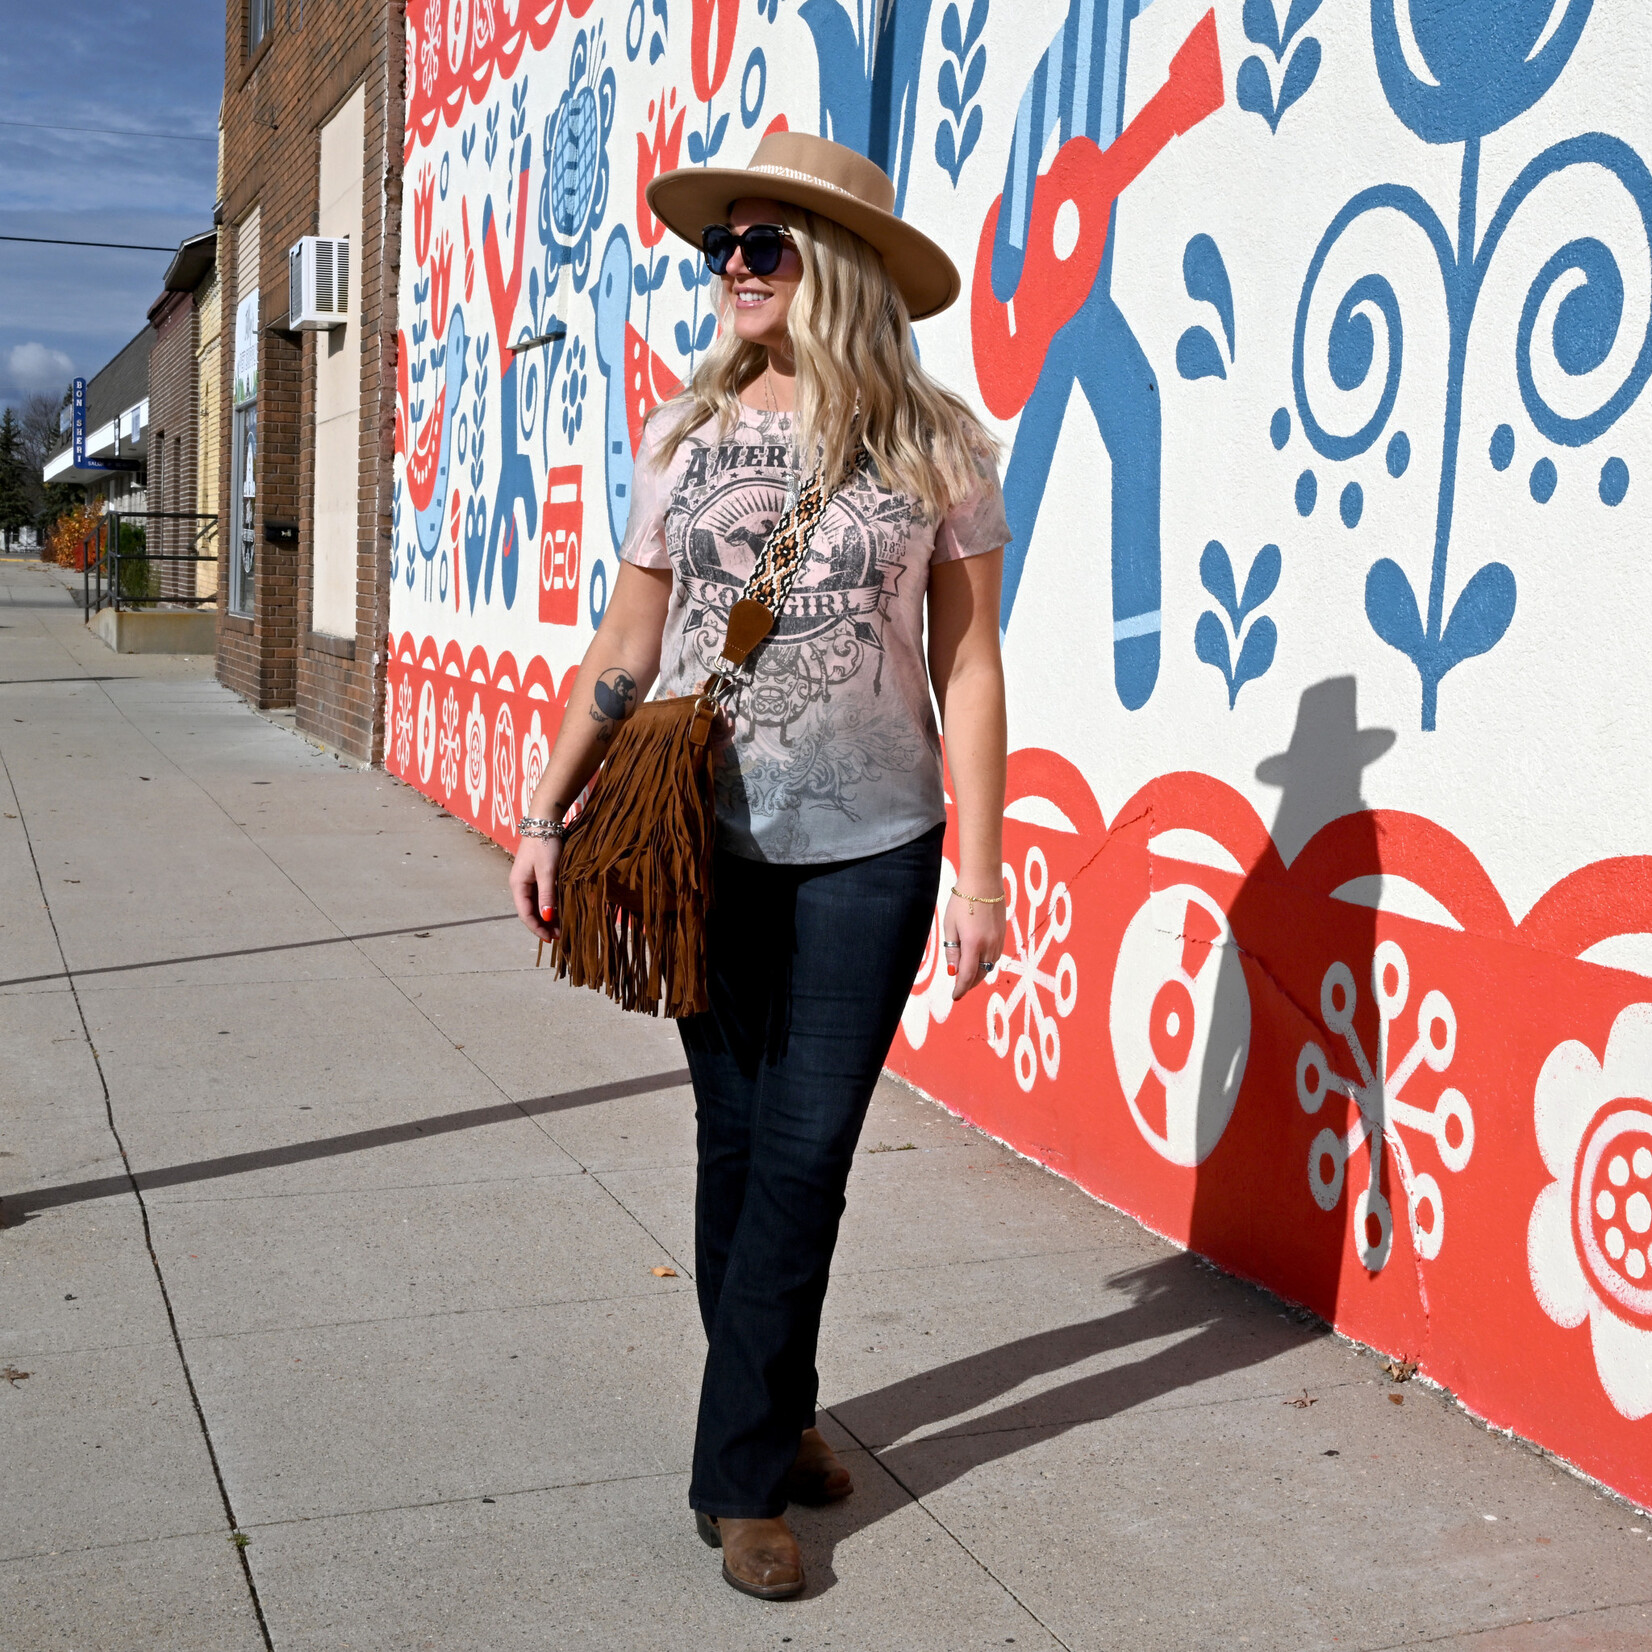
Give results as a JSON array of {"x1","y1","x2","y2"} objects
[{"x1": 653, "y1": 204, "x2": 997, "y2": 521}]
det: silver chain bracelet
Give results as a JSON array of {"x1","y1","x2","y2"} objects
[{"x1": 517, "y1": 815, "x2": 568, "y2": 841}]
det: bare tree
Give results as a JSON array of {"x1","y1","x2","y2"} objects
[{"x1": 16, "y1": 387, "x2": 80, "y2": 537}]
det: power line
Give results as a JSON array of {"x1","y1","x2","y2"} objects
[
  {"x1": 0, "y1": 117, "x2": 216, "y2": 144},
  {"x1": 0, "y1": 235, "x2": 180, "y2": 253}
]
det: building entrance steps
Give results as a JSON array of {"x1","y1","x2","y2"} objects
[
  {"x1": 2, "y1": 557, "x2": 1650, "y2": 1650},
  {"x1": 92, "y1": 604, "x2": 218, "y2": 654}
]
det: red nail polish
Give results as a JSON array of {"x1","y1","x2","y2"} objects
[
  {"x1": 947, "y1": 964, "x2": 957, "y2": 976},
  {"x1": 540, "y1": 907, "x2": 554, "y2": 921}
]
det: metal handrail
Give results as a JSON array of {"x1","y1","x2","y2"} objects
[{"x1": 82, "y1": 509, "x2": 219, "y2": 620}]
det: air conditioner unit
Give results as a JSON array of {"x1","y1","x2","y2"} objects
[{"x1": 287, "y1": 235, "x2": 350, "y2": 330}]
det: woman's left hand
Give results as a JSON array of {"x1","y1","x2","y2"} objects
[{"x1": 943, "y1": 885, "x2": 1007, "y2": 1000}]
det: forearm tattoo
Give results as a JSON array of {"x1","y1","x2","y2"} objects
[{"x1": 590, "y1": 668, "x2": 638, "y2": 741}]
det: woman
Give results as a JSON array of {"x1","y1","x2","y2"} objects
[{"x1": 509, "y1": 132, "x2": 1008, "y2": 1600}]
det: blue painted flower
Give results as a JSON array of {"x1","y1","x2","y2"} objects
[
  {"x1": 1371, "y1": 0, "x2": 1595, "y2": 144},
  {"x1": 539, "y1": 29, "x2": 618, "y2": 292}
]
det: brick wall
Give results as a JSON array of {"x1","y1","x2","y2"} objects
[
  {"x1": 215, "y1": 0, "x2": 405, "y2": 758},
  {"x1": 147, "y1": 289, "x2": 199, "y2": 603}
]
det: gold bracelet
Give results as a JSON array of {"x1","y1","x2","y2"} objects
[{"x1": 951, "y1": 885, "x2": 1005, "y2": 911}]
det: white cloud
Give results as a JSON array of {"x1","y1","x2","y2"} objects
[{"x1": 7, "y1": 342, "x2": 74, "y2": 392}]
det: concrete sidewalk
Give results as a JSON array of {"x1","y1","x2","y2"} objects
[{"x1": 2, "y1": 554, "x2": 1649, "y2": 1651}]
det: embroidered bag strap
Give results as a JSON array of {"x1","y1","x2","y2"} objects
[{"x1": 703, "y1": 453, "x2": 859, "y2": 701}]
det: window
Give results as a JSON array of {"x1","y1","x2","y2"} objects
[
  {"x1": 248, "y1": 0, "x2": 273, "y2": 53},
  {"x1": 231, "y1": 405, "x2": 257, "y2": 616},
  {"x1": 231, "y1": 212, "x2": 260, "y2": 616}
]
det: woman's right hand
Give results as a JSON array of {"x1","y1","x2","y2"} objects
[{"x1": 510, "y1": 835, "x2": 563, "y2": 944}]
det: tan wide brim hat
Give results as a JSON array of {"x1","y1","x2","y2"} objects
[{"x1": 644, "y1": 130, "x2": 961, "y2": 322}]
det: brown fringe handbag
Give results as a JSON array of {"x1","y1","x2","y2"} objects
[{"x1": 547, "y1": 460, "x2": 847, "y2": 1018}]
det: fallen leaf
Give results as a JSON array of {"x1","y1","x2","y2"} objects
[
  {"x1": 651, "y1": 1266, "x2": 678, "y2": 1278},
  {"x1": 1388, "y1": 1393, "x2": 1404, "y2": 1406},
  {"x1": 1383, "y1": 1357, "x2": 1418, "y2": 1383},
  {"x1": 1284, "y1": 1390, "x2": 1317, "y2": 1409},
  {"x1": 2, "y1": 1366, "x2": 30, "y2": 1385}
]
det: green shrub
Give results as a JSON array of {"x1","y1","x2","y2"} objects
[{"x1": 116, "y1": 522, "x2": 156, "y2": 602}]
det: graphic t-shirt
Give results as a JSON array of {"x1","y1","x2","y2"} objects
[{"x1": 620, "y1": 405, "x2": 1009, "y2": 864}]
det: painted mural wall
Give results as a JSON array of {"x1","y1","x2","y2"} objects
[{"x1": 386, "y1": 0, "x2": 1652, "y2": 1507}]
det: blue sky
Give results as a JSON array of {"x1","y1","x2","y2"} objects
[{"x1": 0, "y1": 1, "x2": 222, "y2": 413}]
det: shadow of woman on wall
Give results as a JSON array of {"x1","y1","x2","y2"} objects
[
  {"x1": 1187, "y1": 674, "x2": 1396, "y2": 1328},
  {"x1": 801, "y1": 680, "x2": 1399, "y2": 1589},
  {"x1": 794, "y1": 678, "x2": 1403, "y2": 1596}
]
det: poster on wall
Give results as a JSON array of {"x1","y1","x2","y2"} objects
[
  {"x1": 385, "y1": 0, "x2": 1652, "y2": 1506},
  {"x1": 232, "y1": 289, "x2": 259, "y2": 408}
]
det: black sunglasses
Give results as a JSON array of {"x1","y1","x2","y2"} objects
[{"x1": 700, "y1": 223, "x2": 795, "y2": 277}]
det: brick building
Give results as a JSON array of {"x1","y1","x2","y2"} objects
[
  {"x1": 147, "y1": 231, "x2": 220, "y2": 604},
  {"x1": 215, "y1": 0, "x2": 405, "y2": 759}
]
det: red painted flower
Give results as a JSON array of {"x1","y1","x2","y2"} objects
[
  {"x1": 690, "y1": 0, "x2": 740, "y2": 104},
  {"x1": 412, "y1": 164, "x2": 435, "y2": 268},
  {"x1": 430, "y1": 230, "x2": 453, "y2": 332},
  {"x1": 635, "y1": 90, "x2": 686, "y2": 249}
]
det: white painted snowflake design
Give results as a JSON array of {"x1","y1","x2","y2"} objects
[
  {"x1": 1297, "y1": 940, "x2": 1474, "y2": 1272},
  {"x1": 519, "y1": 709, "x2": 549, "y2": 821},
  {"x1": 491, "y1": 702, "x2": 517, "y2": 834},
  {"x1": 463, "y1": 693, "x2": 487, "y2": 819},
  {"x1": 420, "y1": 0, "x2": 442, "y2": 93},
  {"x1": 438, "y1": 688, "x2": 461, "y2": 800},
  {"x1": 394, "y1": 677, "x2": 414, "y2": 773},
  {"x1": 987, "y1": 846, "x2": 1077, "y2": 1092},
  {"x1": 1529, "y1": 1002, "x2": 1652, "y2": 1419}
]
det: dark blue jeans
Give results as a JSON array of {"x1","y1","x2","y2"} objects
[{"x1": 679, "y1": 823, "x2": 943, "y2": 1518}]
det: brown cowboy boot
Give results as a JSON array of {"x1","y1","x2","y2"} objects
[
  {"x1": 695, "y1": 1511, "x2": 805, "y2": 1600},
  {"x1": 784, "y1": 1426, "x2": 854, "y2": 1505}
]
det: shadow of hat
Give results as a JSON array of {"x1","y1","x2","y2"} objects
[{"x1": 1254, "y1": 676, "x2": 1396, "y2": 790}]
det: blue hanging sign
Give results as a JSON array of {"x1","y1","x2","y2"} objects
[{"x1": 69, "y1": 374, "x2": 139, "y2": 473}]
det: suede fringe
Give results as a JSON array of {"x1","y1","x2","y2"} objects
[{"x1": 548, "y1": 695, "x2": 718, "y2": 1018}]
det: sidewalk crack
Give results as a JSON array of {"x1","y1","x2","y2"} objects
[
  {"x1": 0, "y1": 741, "x2": 274, "y2": 1652},
  {"x1": 825, "y1": 1403, "x2": 1077, "y2": 1650}
]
